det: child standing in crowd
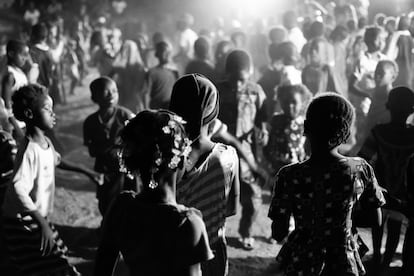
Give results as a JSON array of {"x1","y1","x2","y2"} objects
[
  {"x1": 264, "y1": 84, "x2": 311, "y2": 174},
  {"x1": 360, "y1": 60, "x2": 398, "y2": 143},
  {"x1": 269, "y1": 93, "x2": 385, "y2": 275},
  {"x1": 30, "y1": 23, "x2": 53, "y2": 90},
  {"x1": 302, "y1": 38, "x2": 337, "y2": 95},
  {"x1": 170, "y1": 74, "x2": 240, "y2": 276},
  {"x1": 1, "y1": 84, "x2": 99, "y2": 276},
  {"x1": 185, "y1": 36, "x2": 216, "y2": 81},
  {"x1": 350, "y1": 26, "x2": 386, "y2": 146},
  {"x1": 95, "y1": 110, "x2": 214, "y2": 276},
  {"x1": 393, "y1": 16, "x2": 414, "y2": 89},
  {"x1": 0, "y1": 108, "x2": 17, "y2": 207},
  {"x1": 144, "y1": 41, "x2": 179, "y2": 109},
  {"x1": 1, "y1": 40, "x2": 38, "y2": 139},
  {"x1": 359, "y1": 87, "x2": 414, "y2": 270},
  {"x1": 258, "y1": 43, "x2": 284, "y2": 118},
  {"x1": 277, "y1": 41, "x2": 302, "y2": 86},
  {"x1": 213, "y1": 40, "x2": 233, "y2": 82},
  {"x1": 217, "y1": 49, "x2": 268, "y2": 250},
  {"x1": 1, "y1": 40, "x2": 28, "y2": 110},
  {"x1": 83, "y1": 77, "x2": 135, "y2": 218}
]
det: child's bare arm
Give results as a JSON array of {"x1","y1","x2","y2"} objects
[
  {"x1": 2, "y1": 73, "x2": 14, "y2": 110},
  {"x1": 57, "y1": 159, "x2": 103, "y2": 186},
  {"x1": 213, "y1": 130, "x2": 269, "y2": 182},
  {"x1": 29, "y1": 210, "x2": 56, "y2": 256}
]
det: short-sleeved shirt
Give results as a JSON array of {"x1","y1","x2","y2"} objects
[
  {"x1": 2, "y1": 137, "x2": 60, "y2": 217},
  {"x1": 217, "y1": 80, "x2": 266, "y2": 178},
  {"x1": 7, "y1": 65, "x2": 28, "y2": 93},
  {"x1": 359, "y1": 123, "x2": 414, "y2": 200},
  {"x1": 265, "y1": 114, "x2": 307, "y2": 171},
  {"x1": 268, "y1": 157, "x2": 385, "y2": 275},
  {"x1": 83, "y1": 106, "x2": 133, "y2": 173},
  {"x1": 103, "y1": 192, "x2": 214, "y2": 275},
  {"x1": 145, "y1": 65, "x2": 179, "y2": 109},
  {"x1": 30, "y1": 45, "x2": 54, "y2": 88},
  {"x1": 177, "y1": 143, "x2": 239, "y2": 245},
  {"x1": 354, "y1": 51, "x2": 386, "y2": 96}
]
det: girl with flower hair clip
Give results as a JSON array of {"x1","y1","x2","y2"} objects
[{"x1": 95, "y1": 110, "x2": 213, "y2": 276}]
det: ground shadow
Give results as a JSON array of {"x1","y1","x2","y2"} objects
[
  {"x1": 229, "y1": 257, "x2": 279, "y2": 276},
  {"x1": 55, "y1": 224, "x2": 100, "y2": 258}
]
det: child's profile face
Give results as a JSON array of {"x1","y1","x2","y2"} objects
[
  {"x1": 229, "y1": 69, "x2": 250, "y2": 91},
  {"x1": 375, "y1": 64, "x2": 395, "y2": 87},
  {"x1": 97, "y1": 81, "x2": 119, "y2": 108},
  {"x1": 11, "y1": 46, "x2": 29, "y2": 68},
  {"x1": 32, "y1": 95, "x2": 56, "y2": 130},
  {"x1": 281, "y1": 92, "x2": 303, "y2": 118},
  {"x1": 366, "y1": 35, "x2": 382, "y2": 52}
]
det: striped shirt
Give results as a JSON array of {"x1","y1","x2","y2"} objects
[{"x1": 176, "y1": 143, "x2": 239, "y2": 245}]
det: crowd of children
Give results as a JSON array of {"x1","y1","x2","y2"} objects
[{"x1": 0, "y1": 0, "x2": 414, "y2": 275}]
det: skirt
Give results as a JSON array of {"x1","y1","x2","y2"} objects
[{"x1": 1, "y1": 214, "x2": 80, "y2": 276}]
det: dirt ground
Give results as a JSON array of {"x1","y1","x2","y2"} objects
[{"x1": 7, "y1": 71, "x2": 404, "y2": 276}]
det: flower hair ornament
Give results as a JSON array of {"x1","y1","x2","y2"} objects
[{"x1": 118, "y1": 113, "x2": 192, "y2": 189}]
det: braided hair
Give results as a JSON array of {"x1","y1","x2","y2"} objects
[
  {"x1": 305, "y1": 93, "x2": 355, "y2": 149},
  {"x1": 119, "y1": 110, "x2": 191, "y2": 190}
]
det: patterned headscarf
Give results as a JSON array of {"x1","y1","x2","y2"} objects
[{"x1": 169, "y1": 74, "x2": 219, "y2": 140}]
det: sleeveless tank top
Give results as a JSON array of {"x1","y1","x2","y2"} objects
[{"x1": 8, "y1": 65, "x2": 28, "y2": 92}]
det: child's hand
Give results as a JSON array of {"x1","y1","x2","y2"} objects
[
  {"x1": 93, "y1": 173, "x2": 105, "y2": 186},
  {"x1": 360, "y1": 97, "x2": 371, "y2": 115},
  {"x1": 40, "y1": 223, "x2": 55, "y2": 256},
  {"x1": 354, "y1": 66, "x2": 363, "y2": 82},
  {"x1": 256, "y1": 167, "x2": 271, "y2": 188},
  {"x1": 257, "y1": 128, "x2": 269, "y2": 146}
]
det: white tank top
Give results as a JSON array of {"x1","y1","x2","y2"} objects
[{"x1": 8, "y1": 65, "x2": 28, "y2": 92}]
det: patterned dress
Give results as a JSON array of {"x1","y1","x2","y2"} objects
[
  {"x1": 265, "y1": 114, "x2": 307, "y2": 172},
  {"x1": 269, "y1": 157, "x2": 385, "y2": 275}
]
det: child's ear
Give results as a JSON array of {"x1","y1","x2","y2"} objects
[
  {"x1": 391, "y1": 72, "x2": 397, "y2": 82},
  {"x1": 24, "y1": 108, "x2": 33, "y2": 119}
]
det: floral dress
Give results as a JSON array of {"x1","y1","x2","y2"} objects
[
  {"x1": 268, "y1": 157, "x2": 385, "y2": 275},
  {"x1": 264, "y1": 114, "x2": 307, "y2": 172}
]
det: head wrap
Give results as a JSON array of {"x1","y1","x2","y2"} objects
[{"x1": 169, "y1": 74, "x2": 219, "y2": 140}]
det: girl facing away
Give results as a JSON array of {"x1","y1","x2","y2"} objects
[
  {"x1": 94, "y1": 110, "x2": 214, "y2": 276},
  {"x1": 268, "y1": 93, "x2": 385, "y2": 275}
]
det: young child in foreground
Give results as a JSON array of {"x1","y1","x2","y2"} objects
[
  {"x1": 268, "y1": 93, "x2": 385, "y2": 275},
  {"x1": 1, "y1": 84, "x2": 100, "y2": 276},
  {"x1": 94, "y1": 110, "x2": 213, "y2": 276}
]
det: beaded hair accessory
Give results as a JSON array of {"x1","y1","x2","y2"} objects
[{"x1": 118, "y1": 114, "x2": 192, "y2": 189}]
